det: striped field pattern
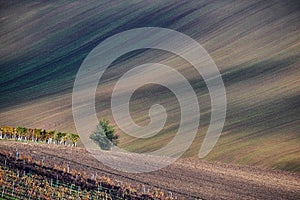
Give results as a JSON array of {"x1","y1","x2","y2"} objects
[{"x1": 1, "y1": 1, "x2": 300, "y2": 171}]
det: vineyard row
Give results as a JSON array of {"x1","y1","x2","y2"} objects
[{"x1": 0, "y1": 149, "x2": 176, "y2": 200}]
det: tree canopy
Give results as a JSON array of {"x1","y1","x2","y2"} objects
[{"x1": 90, "y1": 119, "x2": 119, "y2": 150}]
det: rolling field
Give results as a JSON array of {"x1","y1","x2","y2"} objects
[{"x1": 1, "y1": 0, "x2": 299, "y2": 172}]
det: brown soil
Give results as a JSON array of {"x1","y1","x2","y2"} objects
[{"x1": 1, "y1": 141, "x2": 299, "y2": 200}]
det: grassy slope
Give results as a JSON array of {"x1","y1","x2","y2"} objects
[{"x1": 0, "y1": 1, "x2": 300, "y2": 171}]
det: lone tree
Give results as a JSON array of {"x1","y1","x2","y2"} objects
[{"x1": 90, "y1": 119, "x2": 119, "y2": 150}]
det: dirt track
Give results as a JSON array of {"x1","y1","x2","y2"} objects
[{"x1": 1, "y1": 141, "x2": 299, "y2": 200}]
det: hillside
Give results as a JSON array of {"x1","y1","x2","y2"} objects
[{"x1": 0, "y1": 0, "x2": 300, "y2": 171}]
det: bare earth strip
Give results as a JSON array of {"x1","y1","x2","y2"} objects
[{"x1": 1, "y1": 141, "x2": 299, "y2": 200}]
